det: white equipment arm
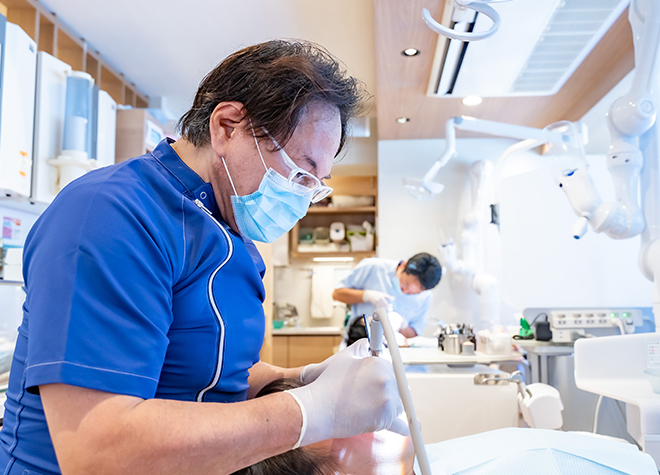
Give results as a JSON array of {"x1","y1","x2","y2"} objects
[
  {"x1": 438, "y1": 160, "x2": 501, "y2": 323},
  {"x1": 404, "y1": 116, "x2": 550, "y2": 201},
  {"x1": 422, "y1": 1, "x2": 501, "y2": 42},
  {"x1": 631, "y1": 0, "x2": 660, "y2": 326},
  {"x1": 555, "y1": 0, "x2": 660, "y2": 241}
]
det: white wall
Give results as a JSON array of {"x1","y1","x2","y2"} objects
[
  {"x1": 378, "y1": 138, "x2": 653, "y2": 335},
  {"x1": 273, "y1": 263, "x2": 353, "y2": 328}
]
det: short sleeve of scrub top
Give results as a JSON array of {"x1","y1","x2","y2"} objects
[
  {"x1": 336, "y1": 258, "x2": 376, "y2": 289},
  {"x1": 0, "y1": 140, "x2": 267, "y2": 474},
  {"x1": 22, "y1": 173, "x2": 179, "y2": 398}
]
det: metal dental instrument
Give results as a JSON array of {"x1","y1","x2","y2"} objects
[{"x1": 372, "y1": 308, "x2": 432, "y2": 475}]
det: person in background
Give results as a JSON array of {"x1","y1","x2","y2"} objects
[
  {"x1": 333, "y1": 253, "x2": 442, "y2": 344},
  {"x1": 0, "y1": 40, "x2": 407, "y2": 475}
]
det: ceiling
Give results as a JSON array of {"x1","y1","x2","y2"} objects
[
  {"x1": 38, "y1": 0, "x2": 634, "y2": 142},
  {"x1": 375, "y1": 0, "x2": 634, "y2": 140},
  {"x1": 39, "y1": 0, "x2": 378, "y2": 121}
]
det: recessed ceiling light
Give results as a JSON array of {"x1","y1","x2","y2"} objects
[
  {"x1": 462, "y1": 95, "x2": 483, "y2": 106},
  {"x1": 396, "y1": 117, "x2": 410, "y2": 124},
  {"x1": 402, "y1": 48, "x2": 420, "y2": 57}
]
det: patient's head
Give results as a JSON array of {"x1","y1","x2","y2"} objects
[
  {"x1": 231, "y1": 378, "x2": 338, "y2": 475},
  {"x1": 232, "y1": 378, "x2": 414, "y2": 475}
]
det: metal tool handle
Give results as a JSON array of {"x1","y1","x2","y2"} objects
[{"x1": 373, "y1": 308, "x2": 432, "y2": 475}]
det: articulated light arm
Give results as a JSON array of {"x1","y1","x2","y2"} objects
[
  {"x1": 404, "y1": 116, "x2": 549, "y2": 201},
  {"x1": 556, "y1": 0, "x2": 659, "y2": 241}
]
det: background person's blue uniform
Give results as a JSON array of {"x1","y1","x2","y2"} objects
[
  {"x1": 0, "y1": 139, "x2": 266, "y2": 475},
  {"x1": 337, "y1": 258, "x2": 433, "y2": 339}
]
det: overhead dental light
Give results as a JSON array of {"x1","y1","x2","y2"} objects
[{"x1": 422, "y1": 0, "x2": 510, "y2": 42}]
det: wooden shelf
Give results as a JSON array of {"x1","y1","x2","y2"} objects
[
  {"x1": 307, "y1": 206, "x2": 376, "y2": 214},
  {"x1": 0, "y1": 0, "x2": 150, "y2": 107},
  {"x1": 290, "y1": 175, "x2": 378, "y2": 261},
  {"x1": 56, "y1": 28, "x2": 84, "y2": 71},
  {"x1": 86, "y1": 51, "x2": 100, "y2": 83},
  {"x1": 291, "y1": 251, "x2": 376, "y2": 260},
  {"x1": 101, "y1": 65, "x2": 123, "y2": 104},
  {"x1": 37, "y1": 12, "x2": 55, "y2": 55}
]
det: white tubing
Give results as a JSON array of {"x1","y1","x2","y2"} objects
[{"x1": 373, "y1": 308, "x2": 432, "y2": 475}]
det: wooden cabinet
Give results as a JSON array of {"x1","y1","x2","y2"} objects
[
  {"x1": 272, "y1": 335, "x2": 342, "y2": 368},
  {"x1": 0, "y1": 0, "x2": 148, "y2": 107},
  {"x1": 290, "y1": 175, "x2": 378, "y2": 260},
  {"x1": 115, "y1": 109, "x2": 165, "y2": 163}
]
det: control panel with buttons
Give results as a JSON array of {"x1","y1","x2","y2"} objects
[{"x1": 549, "y1": 309, "x2": 641, "y2": 342}]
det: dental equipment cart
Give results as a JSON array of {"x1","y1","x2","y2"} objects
[{"x1": 398, "y1": 346, "x2": 524, "y2": 445}]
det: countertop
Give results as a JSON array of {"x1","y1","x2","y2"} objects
[{"x1": 271, "y1": 326, "x2": 344, "y2": 336}]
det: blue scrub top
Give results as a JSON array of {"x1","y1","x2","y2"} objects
[
  {"x1": 337, "y1": 257, "x2": 432, "y2": 336},
  {"x1": 0, "y1": 139, "x2": 266, "y2": 475}
]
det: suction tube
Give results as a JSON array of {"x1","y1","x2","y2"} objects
[{"x1": 373, "y1": 308, "x2": 432, "y2": 475}]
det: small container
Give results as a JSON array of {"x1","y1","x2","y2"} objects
[
  {"x1": 462, "y1": 340, "x2": 475, "y2": 356},
  {"x1": 444, "y1": 334, "x2": 462, "y2": 355},
  {"x1": 272, "y1": 320, "x2": 284, "y2": 330}
]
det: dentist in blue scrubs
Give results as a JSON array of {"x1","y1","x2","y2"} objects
[{"x1": 0, "y1": 40, "x2": 406, "y2": 475}]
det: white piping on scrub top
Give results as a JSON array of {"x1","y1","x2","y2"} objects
[{"x1": 193, "y1": 198, "x2": 234, "y2": 402}]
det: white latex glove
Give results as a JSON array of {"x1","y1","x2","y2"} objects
[
  {"x1": 286, "y1": 339, "x2": 410, "y2": 447},
  {"x1": 363, "y1": 289, "x2": 394, "y2": 309},
  {"x1": 387, "y1": 311, "x2": 408, "y2": 332},
  {"x1": 301, "y1": 340, "x2": 364, "y2": 384}
]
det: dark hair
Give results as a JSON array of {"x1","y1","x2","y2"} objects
[
  {"x1": 231, "y1": 378, "x2": 337, "y2": 475},
  {"x1": 178, "y1": 40, "x2": 369, "y2": 156},
  {"x1": 404, "y1": 253, "x2": 442, "y2": 290}
]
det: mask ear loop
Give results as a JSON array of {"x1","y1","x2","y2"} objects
[
  {"x1": 250, "y1": 120, "x2": 269, "y2": 172},
  {"x1": 221, "y1": 157, "x2": 239, "y2": 196}
]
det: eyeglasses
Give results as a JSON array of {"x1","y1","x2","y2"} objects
[{"x1": 257, "y1": 128, "x2": 334, "y2": 204}]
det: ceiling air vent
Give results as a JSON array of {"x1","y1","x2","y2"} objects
[{"x1": 427, "y1": 0, "x2": 630, "y2": 98}]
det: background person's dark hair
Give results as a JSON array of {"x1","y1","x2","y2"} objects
[
  {"x1": 178, "y1": 40, "x2": 369, "y2": 156},
  {"x1": 404, "y1": 253, "x2": 442, "y2": 290},
  {"x1": 230, "y1": 378, "x2": 337, "y2": 475}
]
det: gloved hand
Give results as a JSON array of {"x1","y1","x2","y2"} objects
[
  {"x1": 387, "y1": 311, "x2": 408, "y2": 332},
  {"x1": 363, "y1": 289, "x2": 394, "y2": 309},
  {"x1": 300, "y1": 340, "x2": 363, "y2": 384},
  {"x1": 286, "y1": 339, "x2": 410, "y2": 447}
]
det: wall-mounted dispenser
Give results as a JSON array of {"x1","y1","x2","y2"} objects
[
  {"x1": 33, "y1": 53, "x2": 117, "y2": 204},
  {"x1": 47, "y1": 71, "x2": 97, "y2": 192}
]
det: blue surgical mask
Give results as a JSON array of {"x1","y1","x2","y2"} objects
[
  {"x1": 391, "y1": 275, "x2": 403, "y2": 296},
  {"x1": 222, "y1": 134, "x2": 313, "y2": 243}
]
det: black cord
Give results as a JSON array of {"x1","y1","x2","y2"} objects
[
  {"x1": 512, "y1": 334, "x2": 534, "y2": 340},
  {"x1": 529, "y1": 312, "x2": 548, "y2": 325}
]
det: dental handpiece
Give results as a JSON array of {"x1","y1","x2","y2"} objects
[{"x1": 369, "y1": 314, "x2": 384, "y2": 356}]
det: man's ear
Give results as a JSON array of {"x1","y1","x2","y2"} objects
[{"x1": 209, "y1": 101, "x2": 246, "y2": 156}]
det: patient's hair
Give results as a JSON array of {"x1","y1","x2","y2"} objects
[{"x1": 230, "y1": 378, "x2": 337, "y2": 475}]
